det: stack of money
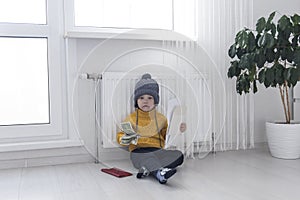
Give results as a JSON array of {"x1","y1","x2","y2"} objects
[{"x1": 120, "y1": 122, "x2": 138, "y2": 145}]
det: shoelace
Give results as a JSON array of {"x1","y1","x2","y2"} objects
[
  {"x1": 141, "y1": 166, "x2": 150, "y2": 176},
  {"x1": 160, "y1": 168, "x2": 171, "y2": 176}
]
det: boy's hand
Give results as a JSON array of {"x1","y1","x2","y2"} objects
[
  {"x1": 120, "y1": 134, "x2": 138, "y2": 145},
  {"x1": 179, "y1": 123, "x2": 186, "y2": 133}
]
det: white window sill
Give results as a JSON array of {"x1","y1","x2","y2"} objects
[
  {"x1": 0, "y1": 139, "x2": 84, "y2": 153},
  {"x1": 64, "y1": 27, "x2": 192, "y2": 41}
]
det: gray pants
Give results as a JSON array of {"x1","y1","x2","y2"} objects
[{"x1": 130, "y1": 147, "x2": 184, "y2": 172}]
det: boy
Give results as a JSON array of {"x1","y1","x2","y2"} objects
[{"x1": 117, "y1": 73, "x2": 184, "y2": 184}]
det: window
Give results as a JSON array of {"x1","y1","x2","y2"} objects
[
  {"x1": 0, "y1": 0, "x2": 65, "y2": 142},
  {"x1": 74, "y1": 0, "x2": 173, "y2": 29},
  {"x1": 0, "y1": 37, "x2": 49, "y2": 126},
  {"x1": 0, "y1": 0, "x2": 46, "y2": 24},
  {"x1": 69, "y1": 0, "x2": 196, "y2": 40}
]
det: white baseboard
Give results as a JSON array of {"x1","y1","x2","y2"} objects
[
  {"x1": 0, "y1": 146, "x2": 93, "y2": 170},
  {"x1": 0, "y1": 139, "x2": 83, "y2": 152},
  {"x1": 0, "y1": 146, "x2": 131, "y2": 170},
  {"x1": 0, "y1": 142, "x2": 269, "y2": 170}
]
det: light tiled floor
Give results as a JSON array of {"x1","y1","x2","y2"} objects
[{"x1": 1, "y1": 148, "x2": 300, "y2": 200}]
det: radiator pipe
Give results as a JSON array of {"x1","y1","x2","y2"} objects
[{"x1": 80, "y1": 73, "x2": 102, "y2": 163}]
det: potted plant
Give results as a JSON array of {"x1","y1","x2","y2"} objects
[{"x1": 227, "y1": 11, "x2": 300, "y2": 159}]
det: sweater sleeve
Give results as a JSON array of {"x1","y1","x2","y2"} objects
[
  {"x1": 116, "y1": 115, "x2": 131, "y2": 145},
  {"x1": 117, "y1": 131, "x2": 125, "y2": 145},
  {"x1": 161, "y1": 119, "x2": 168, "y2": 140}
]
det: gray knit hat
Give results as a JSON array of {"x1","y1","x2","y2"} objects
[{"x1": 134, "y1": 73, "x2": 159, "y2": 108}]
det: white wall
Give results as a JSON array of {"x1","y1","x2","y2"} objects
[
  {"x1": 253, "y1": 0, "x2": 300, "y2": 17},
  {"x1": 253, "y1": 0, "x2": 300, "y2": 142}
]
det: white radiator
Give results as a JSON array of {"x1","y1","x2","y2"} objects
[{"x1": 100, "y1": 72, "x2": 211, "y2": 151}]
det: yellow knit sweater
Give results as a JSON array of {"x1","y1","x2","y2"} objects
[{"x1": 117, "y1": 109, "x2": 168, "y2": 152}]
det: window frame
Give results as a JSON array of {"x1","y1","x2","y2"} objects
[{"x1": 0, "y1": 0, "x2": 68, "y2": 143}]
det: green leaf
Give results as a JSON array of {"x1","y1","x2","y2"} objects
[
  {"x1": 289, "y1": 68, "x2": 299, "y2": 86},
  {"x1": 253, "y1": 80, "x2": 258, "y2": 93},
  {"x1": 286, "y1": 47, "x2": 294, "y2": 63},
  {"x1": 274, "y1": 48, "x2": 280, "y2": 60},
  {"x1": 227, "y1": 66, "x2": 235, "y2": 78},
  {"x1": 270, "y1": 23, "x2": 277, "y2": 36},
  {"x1": 236, "y1": 48, "x2": 246, "y2": 59},
  {"x1": 281, "y1": 47, "x2": 294, "y2": 62},
  {"x1": 239, "y1": 53, "x2": 255, "y2": 70},
  {"x1": 281, "y1": 48, "x2": 289, "y2": 61},
  {"x1": 236, "y1": 30, "x2": 249, "y2": 49},
  {"x1": 267, "y1": 11, "x2": 276, "y2": 23},
  {"x1": 256, "y1": 17, "x2": 266, "y2": 33},
  {"x1": 235, "y1": 30, "x2": 243, "y2": 43},
  {"x1": 236, "y1": 74, "x2": 251, "y2": 94},
  {"x1": 283, "y1": 67, "x2": 291, "y2": 80},
  {"x1": 277, "y1": 29, "x2": 290, "y2": 46},
  {"x1": 258, "y1": 33, "x2": 266, "y2": 47},
  {"x1": 258, "y1": 69, "x2": 266, "y2": 83},
  {"x1": 236, "y1": 76, "x2": 243, "y2": 95},
  {"x1": 258, "y1": 33, "x2": 274, "y2": 48},
  {"x1": 278, "y1": 15, "x2": 292, "y2": 31},
  {"x1": 291, "y1": 14, "x2": 300, "y2": 24},
  {"x1": 294, "y1": 24, "x2": 300, "y2": 35},
  {"x1": 264, "y1": 79, "x2": 271, "y2": 88},
  {"x1": 255, "y1": 50, "x2": 267, "y2": 68},
  {"x1": 245, "y1": 78, "x2": 251, "y2": 93},
  {"x1": 274, "y1": 63, "x2": 285, "y2": 84},
  {"x1": 247, "y1": 32, "x2": 256, "y2": 52},
  {"x1": 227, "y1": 61, "x2": 239, "y2": 78},
  {"x1": 266, "y1": 34, "x2": 275, "y2": 48},
  {"x1": 266, "y1": 48, "x2": 276, "y2": 63},
  {"x1": 255, "y1": 34, "x2": 261, "y2": 45},
  {"x1": 228, "y1": 44, "x2": 236, "y2": 58},
  {"x1": 235, "y1": 66, "x2": 242, "y2": 76},
  {"x1": 266, "y1": 23, "x2": 272, "y2": 32},
  {"x1": 294, "y1": 49, "x2": 300, "y2": 65},
  {"x1": 292, "y1": 35, "x2": 299, "y2": 48},
  {"x1": 297, "y1": 67, "x2": 300, "y2": 80},
  {"x1": 265, "y1": 67, "x2": 275, "y2": 85},
  {"x1": 248, "y1": 65, "x2": 257, "y2": 82}
]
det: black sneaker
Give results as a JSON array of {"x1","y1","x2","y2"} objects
[
  {"x1": 156, "y1": 168, "x2": 177, "y2": 184},
  {"x1": 136, "y1": 166, "x2": 150, "y2": 179}
]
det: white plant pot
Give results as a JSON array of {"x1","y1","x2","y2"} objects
[{"x1": 266, "y1": 122, "x2": 300, "y2": 159}]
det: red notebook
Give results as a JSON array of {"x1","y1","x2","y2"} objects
[{"x1": 101, "y1": 167, "x2": 132, "y2": 178}]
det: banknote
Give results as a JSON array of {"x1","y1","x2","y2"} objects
[{"x1": 120, "y1": 122, "x2": 137, "y2": 135}]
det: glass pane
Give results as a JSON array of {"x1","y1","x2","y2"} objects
[
  {"x1": 0, "y1": 0, "x2": 46, "y2": 24},
  {"x1": 0, "y1": 37, "x2": 49, "y2": 126},
  {"x1": 129, "y1": 0, "x2": 172, "y2": 29},
  {"x1": 74, "y1": 0, "x2": 104, "y2": 27},
  {"x1": 74, "y1": 0, "x2": 172, "y2": 29}
]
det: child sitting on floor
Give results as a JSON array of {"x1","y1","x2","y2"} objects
[{"x1": 117, "y1": 73, "x2": 185, "y2": 184}]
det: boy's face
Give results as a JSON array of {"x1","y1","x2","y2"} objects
[{"x1": 137, "y1": 94, "x2": 155, "y2": 112}]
